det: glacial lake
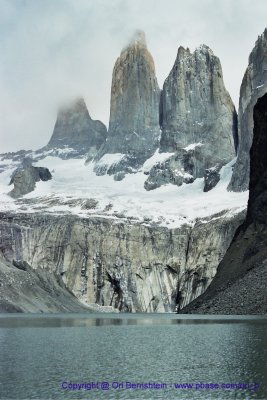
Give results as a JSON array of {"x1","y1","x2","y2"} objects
[{"x1": 0, "y1": 314, "x2": 266, "y2": 399}]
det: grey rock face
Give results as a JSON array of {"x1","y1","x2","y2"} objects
[
  {"x1": 0, "y1": 210, "x2": 245, "y2": 312},
  {"x1": 8, "y1": 161, "x2": 52, "y2": 198},
  {"x1": 47, "y1": 97, "x2": 107, "y2": 158},
  {"x1": 144, "y1": 148, "x2": 194, "y2": 191},
  {"x1": 146, "y1": 45, "x2": 236, "y2": 191},
  {"x1": 204, "y1": 165, "x2": 221, "y2": 192},
  {"x1": 160, "y1": 45, "x2": 237, "y2": 153},
  {"x1": 228, "y1": 29, "x2": 267, "y2": 192},
  {"x1": 144, "y1": 144, "x2": 219, "y2": 190},
  {"x1": 184, "y1": 94, "x2": 267, "y2": 315},
  {"x1": 94, "y1": 31, "x2": 161, "y2": 174},
  {"x1": 0, "y1": 254, "x2": 92, "y2": 313}
]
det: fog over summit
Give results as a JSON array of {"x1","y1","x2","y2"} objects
[{"x1": 1, "y1": 0, "x2": 267, "y2": 152}]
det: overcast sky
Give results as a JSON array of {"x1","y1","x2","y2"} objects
[{"x1": 1, "y1": 0, "x2": 267, "y2": 152}]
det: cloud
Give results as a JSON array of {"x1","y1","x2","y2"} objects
[{"x1": 0, "y1": 0, "x2": 267, "y2": 152}]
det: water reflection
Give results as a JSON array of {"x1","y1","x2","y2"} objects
[
  {"x1": 0, "y1": 314, "x2": 266, "y2": 399},
  {"x1": 0, "y1": 313, "x2": 266, "y2": 328}
]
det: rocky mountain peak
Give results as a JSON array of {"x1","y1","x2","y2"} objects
[
  {"x1": 94, "y1": 30, "x2": 160, "y2": 175},
  {"x1": 176, "y1": 46, "x2": 191, "y2": 60},
  {"x1": 248, "y1": 28, "x2": 267, "y2": 65},
  {"x1": 176, "y1": 44, "x2": 214, "y2": 63},
  {"x1": 159, "y1": 43, "x2": 236, "y2": 151},
  {"x1": 144, "y1": 43, "x2": 236, "y2": 191},
  {"x1": 195, "y1": 44, "x2": 214, "y2": 54},
  {"x1": 47, "y1": 97, "x2": 107, "y2": 158}
]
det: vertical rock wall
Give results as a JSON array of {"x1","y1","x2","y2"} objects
[
  {"x1": 229, "y1": 28, "x2": 267, "y2": 192},
  {"x1": 160, "y1": 45, "x2": 237, "y2": 155},
  {"x1": 145, "y1": 45, "x2": 237, "y2": 190},
  {"x1": 0, "y1": 211, "x2": 245, "y2": 312},
  {"x1": 94, "y1": 31, "x2": 161, "y2": 174}
]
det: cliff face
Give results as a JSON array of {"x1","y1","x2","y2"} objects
[
  {"x1": 0, "y1": 210, "x2": 244, "y2": 312},
  {"x1": 184, "y1": 94, "x2": 267, "y2": 314},
  {"x1": 0, "y1": 30, "x2": 254, "y2": 314},
  {"x1": 145, "y1": 45, "x2": 237, "y2": 190},
  {"x1": 0, "y1": 256, "x2": 92, "y2": 313},
  {"x1": 229, "y1": 29, "x2": 267, "y2": 192},
  {"x1": 160, "y1": 45, "x2": 237, "y2": 152},
  {"x1": 47, "y1": 97, "x2": 107, "y2": 158},
  {"x1": 94, "y1": 31, "x2": 161, "y2": 175}
]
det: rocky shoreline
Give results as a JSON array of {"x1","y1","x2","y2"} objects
[{"x1": 182, "y1": 261, "x2": 267, "y2": 315}]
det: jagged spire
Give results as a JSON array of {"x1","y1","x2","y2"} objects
[
  {"x1": 159, "y1": 41, "x2": 236, "y2": 168},
  {"x1": 94, "y1": 30, "x2": 160, "y2": 175}
]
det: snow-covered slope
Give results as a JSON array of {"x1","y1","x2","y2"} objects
[{"x1": 0, "y1": 150, "x2": 248, "y2": 229}]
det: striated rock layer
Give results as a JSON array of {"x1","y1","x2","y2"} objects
[
  {"x1": 0, "y1": 210, "x2": 244, "y2": 312},
  {"x1": 184, "y1": 94, "x2": 267, "y2": 314},
  {"x1": 47, "y1": 97, "x2": 107, "y2": 158},
  {"x1": 229, "y1": 28, "x2": 267, "y2": 192},
  {"x1": 94, "y1": 31, "x2": 161, "y2": 175},
  {"x1": 146, "y1": 45, "x2": 237, "y2": 190}
]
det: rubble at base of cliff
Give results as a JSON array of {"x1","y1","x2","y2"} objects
[{"x1": 182, "y1": 261, "x2": 267, "y2": 315}]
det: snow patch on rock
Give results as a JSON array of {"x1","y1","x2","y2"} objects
[
  {"x1": 0, "y1": 154, "x2": 248, "y2": 229},
  {"x1": 183, "y1": 142, "x2": 203, "y2": 152},
  {"x1": 142, "y1": 149, "x2": 174, "y2": 172}
]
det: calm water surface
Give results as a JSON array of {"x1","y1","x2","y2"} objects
[{"x1": 0, "y1": 313, "x2": 266, "y2": 399}]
